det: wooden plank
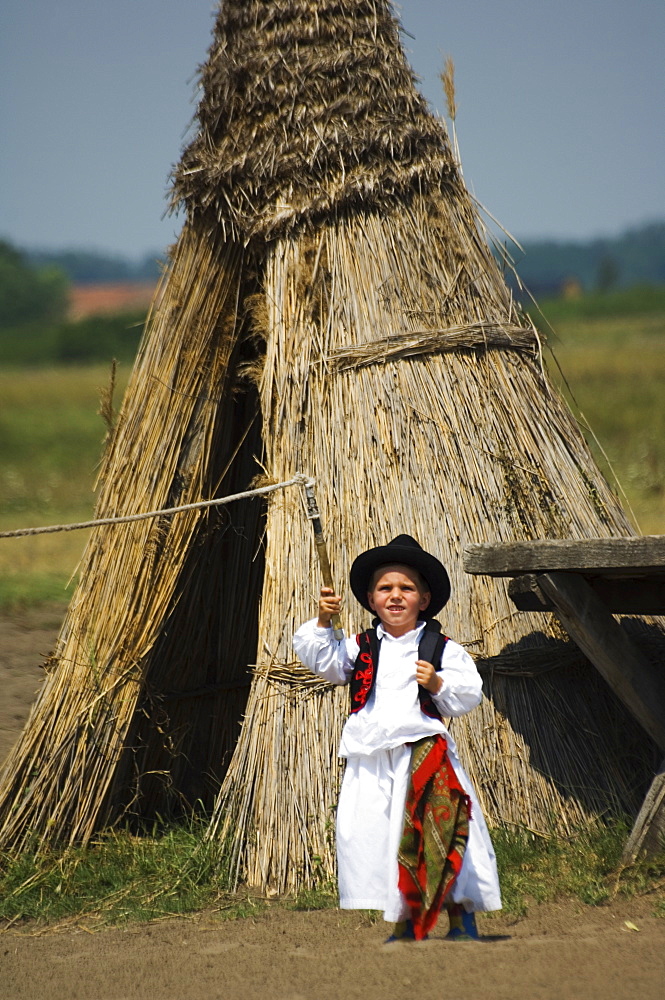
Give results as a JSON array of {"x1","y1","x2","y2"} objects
[
  {"x1": 508, "y1": 573, "x2": 665, "y2": 615},
  {"x1": 622, "y1": 760, "x2": 665, "y2": 863},
  {"x1": 464, "y1": 535, "x2": 665, "y2": 577},
  {"x1": 535, "y1": 571, "x2": 665, "y2": 750}
]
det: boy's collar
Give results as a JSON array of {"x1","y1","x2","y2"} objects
[{"x1": 376, "y1": 619, "x2": 427, "y2": 640}]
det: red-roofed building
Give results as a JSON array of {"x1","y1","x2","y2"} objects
[{"x1": 67, "y1": 282, "x2": 157, "y2": 321}]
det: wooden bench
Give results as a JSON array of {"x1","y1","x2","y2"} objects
[{"x1": 463, "y1": 536, "x2": 665, "y2": 861}]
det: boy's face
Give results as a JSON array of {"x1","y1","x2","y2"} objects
[{"x1": 367, "y1": 564, "x2": 431, "y2": 637}]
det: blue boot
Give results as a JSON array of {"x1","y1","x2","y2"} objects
[
  {"x1": 385, "y1": 918, "x2": 416, "y2": 943},
  {"x1": 445, "y1": 904, "x2": 480, "y2": 941}
]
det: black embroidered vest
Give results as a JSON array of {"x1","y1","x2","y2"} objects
[{"x1": 350, "y1": 619, "x2": 448, "y2": 719}]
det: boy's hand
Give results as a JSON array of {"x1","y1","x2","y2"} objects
[
  {"x1": 317, "y1": 587, "x2": 342, "y2": 628},
  {"x1": 416, "y1": 659, "x2": 443, "y2": 694}
]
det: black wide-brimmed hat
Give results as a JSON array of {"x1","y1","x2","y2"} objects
[{"x1": 349, "y1": 534, "x2": 451, "y2": 617}]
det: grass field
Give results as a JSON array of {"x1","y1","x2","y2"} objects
[
  {"x1": 0, "y1": 363, "x2": 129, "y2": 607},
  {"x1": 540, "y1": 295, "x2": 665, "y2": 534},
  {"x1": 0, "y1": 290, "x2": 663, "y2": 608}
]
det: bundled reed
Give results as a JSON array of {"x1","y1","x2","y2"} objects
[
  {"x1": 173, "y1": 0, "x2": 454, "y2": 243},
  {"x1": 1, "y1": 0, "x2": 661, "y2": 883},
  {"x1": 0, "y1": 227, "x2": 265, "y2": 849},
  {"x1": 209, "y1": 206, "x2": 658, "y2": 890}
]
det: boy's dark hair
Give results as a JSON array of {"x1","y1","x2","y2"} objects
[{"x1": 368, "y1": 563, "x2": 430, "y2": 595}]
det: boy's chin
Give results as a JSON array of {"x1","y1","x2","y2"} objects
[{"x1": 378, "y1": 612, "x2": 420, "y2": 630}]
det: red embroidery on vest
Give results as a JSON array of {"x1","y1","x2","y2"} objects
[
  {"x1": 353, "y1": 667, "x2": 374, "y2": 705},
  {"x1": 350, "y1": 635, "x2": 376, "y2": 712}
]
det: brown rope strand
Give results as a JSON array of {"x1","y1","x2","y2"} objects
[{"x1": 0, "y1": 475, "x2": 309, "y2": 540}]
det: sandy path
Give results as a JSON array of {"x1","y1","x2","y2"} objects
[
  {"x1": 0, "y1": 605, "x2": 60, "y2": 764},
  {"x1": 2, "y1": 901, "x2": 664, "y2": 1000}
]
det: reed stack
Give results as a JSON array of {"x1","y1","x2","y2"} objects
[{"x1": 0, "y1": 1, "x2": 660, "y2": 890}]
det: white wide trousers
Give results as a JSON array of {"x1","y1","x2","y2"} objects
[{"x1": 336, "y1": 745, "x2": 502, "y2": 922}]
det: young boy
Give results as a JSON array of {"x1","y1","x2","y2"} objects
[{"x1": 293, "y1": 534, "x2": 501, "y2": 941}]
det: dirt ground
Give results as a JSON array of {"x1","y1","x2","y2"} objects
[{"x1": 1, "y1": 606, "x2": 664, "y2": 1000}]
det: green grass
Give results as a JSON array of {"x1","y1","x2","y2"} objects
[
  {"x1": 0, "y1": 312, "x2": 145, "y2": 367},
  {"x1": 0, "y1": 822, "x2": 263, "y2": 928},
  {"x1": 492, "y1": 823, "x2": 664, "y2": 916},
  {"x1": 533, "y1": 284, "x2": 665, "y2": 324},
  {"x1": 0, "y1": 821, "x2": 662, "y2": 930},
  {"x1": 0, "y1": 572, "x2": 79, "y2": 610},
  {"x1": 537, "y1": 291, "x2": 665, "y2": 534},
  {"x1": 0, "y1": 364, "x2": 129, "y2": 609},
  {"x1": 0, "y1": 365, "x2": 125, "y2": 516}
]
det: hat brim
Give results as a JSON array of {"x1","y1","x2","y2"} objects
[{"x1": 349, "y1": 542, "x2": 451, "y2": 617}]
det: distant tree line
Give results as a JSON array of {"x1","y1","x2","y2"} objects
[
  {"x1": 24, "y1": 247, "x2": 164, "y2": 285},
  {"x1": 0, "y1": 240, "x2": 70, "y2": 328},
  {"x1": 501, "y1": 220, "x2": 665, "y2": 298}
]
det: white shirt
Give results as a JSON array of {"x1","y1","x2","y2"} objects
[{"x1": 293, "y1": 618, "x2": 483, "y2": 758}]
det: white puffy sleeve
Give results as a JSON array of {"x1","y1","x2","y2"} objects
[
  {"x1": 431, "y1": 639, "x2": 483, "y2": 717},
  {"x1": 292, "y1": 618, "x2": 358, "y2": 686}
]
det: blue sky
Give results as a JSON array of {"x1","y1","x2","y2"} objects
[{"x1": 1, "y1": 0, "x2": 663, "y2": 258}]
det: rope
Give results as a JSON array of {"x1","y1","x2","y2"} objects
[
  {"x1": 0, "y1": 473, "x2": 313, "y2": 540},
  {"x1": 322, "y1": 322, "x2": 537, "y2": 373}
]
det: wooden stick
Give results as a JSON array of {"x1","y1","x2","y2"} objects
[
  {"x1": 622, "y1": 758, "x2": 665, "y2": 863},
  {"x1": 302, "y1": 478, "x2": 345, "y2": 640}
]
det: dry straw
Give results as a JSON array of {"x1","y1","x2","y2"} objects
[
  {"x1": 0, "y1": 0, "x2": 662, "y2": 890},
  {"x1": 440, "y1": 55, "x2": 461, "y2": 167},
  {"x1": 208, "y1": 206, "x2": 659, "y2": 890}
]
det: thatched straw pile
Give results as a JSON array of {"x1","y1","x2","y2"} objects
[
  {"x1": 0, "y1": 230, "x2": 266, "y2": 850},
  {"x1": 0, "y1": 0, "x2": 660, "y2": 886}
]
